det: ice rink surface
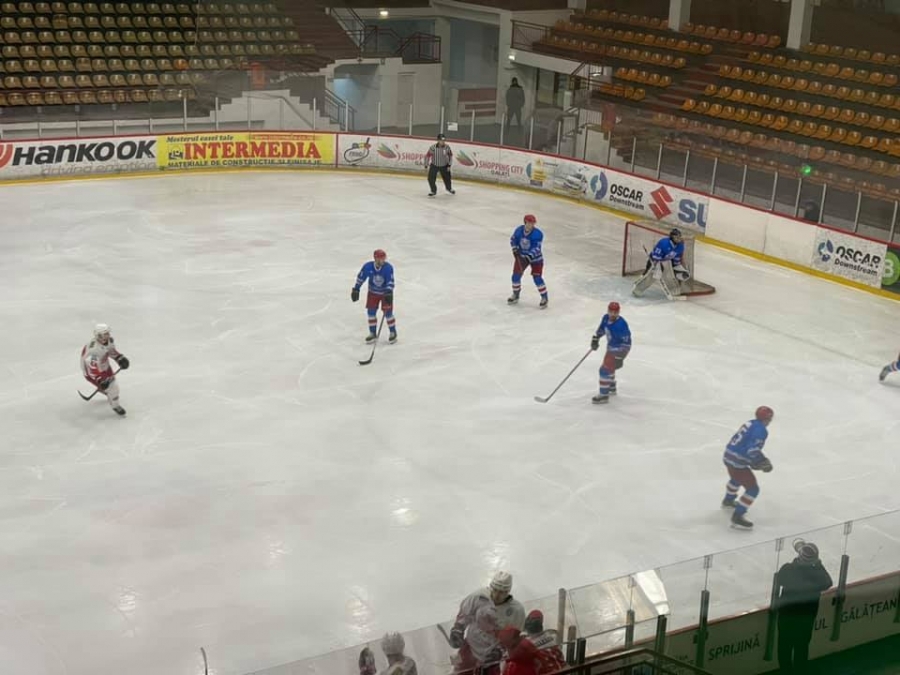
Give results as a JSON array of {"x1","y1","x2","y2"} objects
[{"x1": 0, "y1": 171, "x2": 898, "y2": 675}]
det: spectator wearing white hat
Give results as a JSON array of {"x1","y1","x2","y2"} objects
[
  {"x1": 379, "y1": 632, "x2": 417, "y2": 675},
  {"x1": 775, "y1": 539, "x2": 833, "y2": 673}
]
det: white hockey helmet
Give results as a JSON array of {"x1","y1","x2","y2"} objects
[
  {"x1": 93, "y1": 323, "x2": 111, "y2": 339},
  {"x1": 381, "y1": 632, "x2": 405, "y2": 656},
  {"x1": 490, "y1": 571, "x2": 513, "y2": 594}
]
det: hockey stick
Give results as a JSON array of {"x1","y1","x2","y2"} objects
[
  {"x1": 534, "y1": 349, "x2": 593, "y2": 403},
  {"x1": 200, "y1": 648, "x2": 208, "y2": 675},
  {"x1": 77, "y1": 368, "x2": 120, "y2": 401},
  {"x1": 358, "y1": 314, "x2": 386, "y2": 366},
  {"x1": 436, "y1": 623, "x2": 454, "y2": 647}
]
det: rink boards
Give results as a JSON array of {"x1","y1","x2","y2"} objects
[{"x1": 0, "y1": 130, "x2": 896, "y2": 297}]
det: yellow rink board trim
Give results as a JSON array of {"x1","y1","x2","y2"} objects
[{"x1": 1, "y1": 165, "x2": 896, "y2": 303}]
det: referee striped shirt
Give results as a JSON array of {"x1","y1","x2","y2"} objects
[{"x1": 426, "y1": 143, "x2": 452, "y2": 168}]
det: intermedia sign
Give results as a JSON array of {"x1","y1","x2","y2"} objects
[
  {"x1": 157, "y1": 132, "x2": 335, "y2": 169},
  {"x1": 0, "y1": 137, "x2": 157, "y2": 177}
]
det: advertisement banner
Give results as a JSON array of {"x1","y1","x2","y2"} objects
[
  {"x1": 810, "y1": 228, "x2": 887, "y2": 288},
  {"x1": 881, "y1": 243, "x2": 900, "y2": 294},
  {"x1": 581, "y1": 168, "x2": 709, "y2": 231},
  {"x1": 0, "y1": 135, "x2": 156, "y2": 179},
  {"x1": 157, "y1": 131, "x2": 334, "y2": 170}
]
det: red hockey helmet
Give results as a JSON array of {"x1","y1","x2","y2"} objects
[
  {"x1": 373, "y1": 249, "x2": 387, "y2": 260},
  {"x1": 755, "y1": 406, "x2": 774, "y2": 424},
  {"x1": 608, "y1": 301, "x2": 621, "y2": 313},
  {"x1": 523, "y1": 214, "x2": 536, "y2": 223}
]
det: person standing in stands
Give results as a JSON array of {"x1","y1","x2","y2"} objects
[
  {"x1": 775, "y1": 539, "x2": 833, "y2": 673},
  {"x1": 506, "y1": 77, "x2": 525, "y2": 128},
  {"x1": 425, "y1": 133, "x2": 455, "y2": 197}
]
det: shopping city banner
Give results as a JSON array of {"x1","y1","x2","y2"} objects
[{"x1": 157, "y1": 132, "x2": 336, "y2": 170}]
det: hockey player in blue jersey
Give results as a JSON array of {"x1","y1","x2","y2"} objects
[
  {"x1": 722, "y1": 406, "x2": 775, "y2": 529},
  {"x1": 632, "y1": 229, "x2": 691, "y2": 298},
  {"x1": 589, "y1": 301, "x2": 631, "y2": 404},
  {"x1": 879, "y1": 352, "x2": 899, "y2": 381},
  {"x1": 351, "y1": 249, "x2": 397, "y2": 344},
  {"x1": 508, "y1": 214, "x2": 548, "y2": 309}
]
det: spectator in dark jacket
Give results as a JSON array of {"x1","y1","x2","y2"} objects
[
  {"x1": 775, "y1": 539, "x2": 833, "y2": 673},
  {"x1": 506, "y1": 78, "x2": 525, "y2": 128}
]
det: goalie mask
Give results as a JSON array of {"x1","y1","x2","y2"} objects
[{"x1": 669, "y1": 228, "x2": 683, "y2": 244}]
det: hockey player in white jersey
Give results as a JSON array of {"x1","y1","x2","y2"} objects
[
  {"x1": 879, "y1": 352, "x2": 899, "y2": 382},
  {"x1": 449, "y1": 571, "x2": 525, "y2": 646},
  {"x1": 80, "y1": 323, "x2": 130, "y2": 416},
  {"x1": 448, "y1": 571, "x2": 525, "y2": 674}
]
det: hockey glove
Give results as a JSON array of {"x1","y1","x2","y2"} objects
[
  {"x1": 753, "y1": 458, "x2": 774, "y2": 473},
  {"x1": 512, "y1": 247, "x2": 520, "y2": 257},
  {"x1": 383, "y1": 292, "x2": 393, "y2": 306},
  {"x1": 114, "y1": 354, "x2": 130, "y2": 369},
  {"x1": 358, "y1": 647, "x2": 376, "y2": 675},
  {"x1": 590, "y1": 335, "x2": 600, "y2": 351},
  {"x1": 97, "y1": 378, "x2": 112, "y2": 391},
  {"x1": 449, "y1": 624, "x2": 465, "y2": 649},
  {"x1": 351, "y1": 288, "x2": 360, "y2": 302},
  {"x1": 673, "y1": 264, "x2": 691, "y2": 281}
]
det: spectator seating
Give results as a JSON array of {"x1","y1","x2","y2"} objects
[
  {"x1": 801, "y1": 42, "x2": 900, "y2": 67},
  {"x1": 0, "y1": 1, "x2": 325, "y2": 108}
]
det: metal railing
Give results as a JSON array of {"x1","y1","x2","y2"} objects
[{"x1": 347, "y1": 25, "x2": 441, "y2": 63}]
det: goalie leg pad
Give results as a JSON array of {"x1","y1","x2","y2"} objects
[{"x1": 632, "y1": 270, "x2": 655, "y2": 297}]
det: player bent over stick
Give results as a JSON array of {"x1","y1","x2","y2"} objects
[
  {"x1": 508, "y1": 214, "x2": 548, "y2": 309},
  {"x1": 879, "y1": 352, "x2": 899, "y2": 381},
  {"x1": 80, "y1": 323, "x2": 130, "y2": 416},
  {"x1": 590, "y1": 301, "x2": 631, "y2": 404},
  {"x1": 352, "y1": 249, "x2": 397, "y2": 344},
  {"x1": 722, "y1": 406, "x2": 775, "y2": 530},
  {"x1": 632, "y1": 228, "x2": 692, "y2": 300}
]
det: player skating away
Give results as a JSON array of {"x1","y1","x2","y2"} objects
[
  {"x1": 590, "y1": 302, "x2": 632, "y2": 405},
  {"x1": 722, "y1": 406, "x2": 775, "y2": 529},
  {"x1": 632, "y1": 228, "x2": 691, "y2": 299},
  {"x1": 879, "y1": 352, "x2": 899, "y2": 381},
  {"x1": 508, "y1": 215, "x2": 548, "y2": 309},
  {"x1": 352, "y1": 249, "x2": 397, "y2": 344},
  {"x1": 379, "y1": 633, "x2": 418, "y2": 675},
  {"x1": 80, "y1": 323, "x2": 130, "y2": 416}
]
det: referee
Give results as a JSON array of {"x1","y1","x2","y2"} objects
[{"x1": 425, "y1": 133, "x2": 455, "y2": 197}]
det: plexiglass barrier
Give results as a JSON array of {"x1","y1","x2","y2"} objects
[
  {"x1": 243, "y1": 510, "x2": 899, "y2": 675},
  {"x1": 2, "y1": 69, "x2": 896, "y2": 242}
]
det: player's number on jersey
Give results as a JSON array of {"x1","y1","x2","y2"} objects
[{"x1": 729, "y1": 423, "x2": 749, "y2": 448}]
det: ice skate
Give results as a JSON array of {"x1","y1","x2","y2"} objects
[
  {"x1": 731, "y1": 512, "x2": 753, "y2": 529},
  {"x1": 389, "y1": 332, "x2": 398, "y2": 344},
  {"x1": 428, "y1": 191, "x2": 436, "y2": 197},
  {"x1": 539, "y1": 296, "x2": 548, "y2": 309},
  {"x1": 448, "y1": 189, "x2": 455, "y2": 195},
  {"x1": 366, "y1": 333, "x2": 377, "y2": 343},
  {"x1": 592, "y1": 394, "x2": 609, "y2": 405},
  {"x1": 112, "y1": 406, "x2": 126, "y2": 416},
  {"x1": 507, "y1": 291, "x2": 520, "y2": 305},
  {"x1": 721, "y1": 498, "x2": 736, "y2": 509},
  {"x1": 880, "y1": 366, "x2": 890, "y2": 382}
]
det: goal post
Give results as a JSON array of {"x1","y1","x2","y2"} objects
[{"x1": 621, "y1": 221, "x2": 716, "y2": 297}]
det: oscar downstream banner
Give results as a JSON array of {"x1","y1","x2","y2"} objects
[{"x1": 157, "y1": 132, "x2": 335, "y2": 169}]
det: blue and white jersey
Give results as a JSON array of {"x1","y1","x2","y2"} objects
[
  {"x1": 510, "y1": 226, "x2": 544, "y2": 263},
  {"x1": 354, "y1": 261, "x2": 395, "y2": 296},
  {"x1": 650, "y1": 237, "x2": 685, "y2": 265},
  {"x1": 723, "y1": 419, "x2": 769, "y2": 469},
  {"x1": 596, "y1": 314, "x2": 632, "y2": 353}
]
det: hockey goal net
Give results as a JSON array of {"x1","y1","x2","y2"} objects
[{"x1": 621, "y1": 220, "x2": 716, "y2": 296}]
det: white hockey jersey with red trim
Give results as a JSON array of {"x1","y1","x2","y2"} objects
[{"x1": 81, "y1": 337, "x2": 121, "y2": 384}]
